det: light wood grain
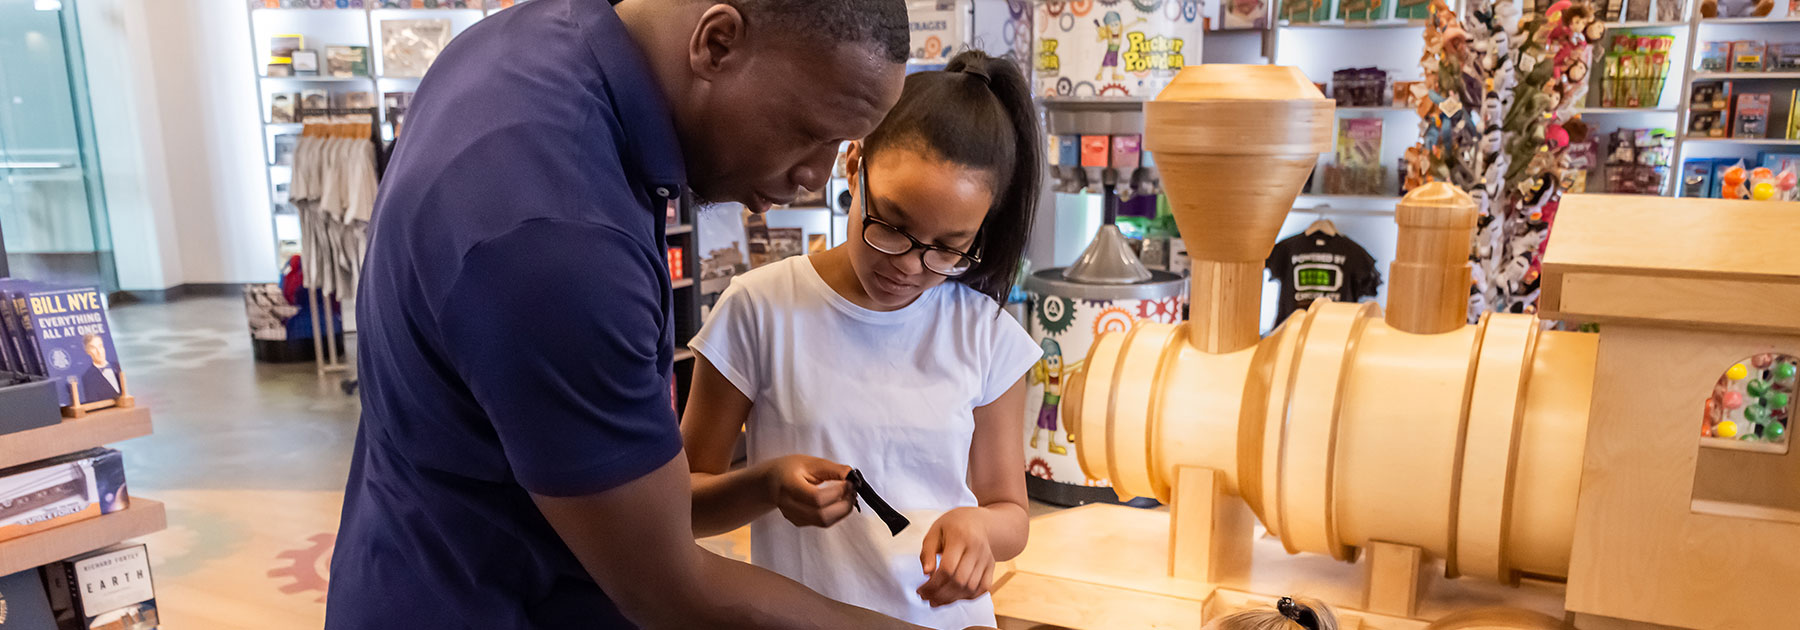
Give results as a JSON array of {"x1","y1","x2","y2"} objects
[
  {"x1": 1362, "y1": 541, "x2": 1424, "y2": 618},
  {"x1": 1189, "y1": 259, "x2": 1267, "y2": 354},
  {"x1": 1279, "y1": 300, "x2": 1374, "y2": 559},
  {"x1": 1565, "y1": 324, "x2": 1800, "y2": 629},
  {"x1": 993, "y1": 570, "x2": 1209, "y2": 630},
  {"x1": 0, "y1": 497, "x2": 165, "y2": 576},
  {"x1": 1388, "y1": 184, "x2": 1478, "y2": 335},
  {"x1": 1544, "y1": 194, "x2": 1800, "y2": 284},
  {"x1": 1169, "y1": 467, "x2": 1255, "y2": 584},
  {"x1": 1451, "y1": 315, "x2": 1538, "y2": 581},
  {"x1": 0, "y1": 405, "x2": 152, "y2": 469},
  {"x1": 1551, "y1": 272, "x2": 1800, "y2": 335}
]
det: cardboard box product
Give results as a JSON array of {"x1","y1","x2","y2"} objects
[
  {"x1": 1771, "y1": 43, "x2": 1800, "y2": 71},
  {"x1": 1732, "y1": 40, "x2": 1766, "y2": 73},
  {"x1": 0, "y1": 448, "x2": 127, "y2": 543},
  {"x1": 1735, "y1": 92, "x2": 1772, "y2": 138},
  {"x1": 1680, "y1": 159, "x2": 1713, "y2": 198},
  {"x1": 1697, "y1": 41, "x2": 1732, "y2": 72},
  {"x1": 42, "y1": 544, "x2": 158, "y2": 630}
]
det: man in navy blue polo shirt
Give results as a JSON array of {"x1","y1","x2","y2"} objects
[{"x1": 325, "y1": 0, "x2": 935, "y2": 628}]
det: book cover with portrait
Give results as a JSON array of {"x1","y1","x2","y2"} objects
[{"x1": 17, "y1": 285, "x2": 122, "y2": 406}]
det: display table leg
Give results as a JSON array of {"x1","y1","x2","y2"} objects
[
  {"x1": 1169, "y1": 466, "x2": 1254, "y2": 583},
  {"x1": 1362, "y1": 540, "x2": 1424, "y2": 617}
]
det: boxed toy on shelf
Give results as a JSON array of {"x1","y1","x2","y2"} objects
[
  {"x1": 1680, "y1": 159, "x2": 1713, "y2": 197},
  {"x1": 1697, "y1": 41, "x2": 1731, "y2": 72},
  {"x1": 1734, "y1": 40, "x2": 1767, "y2": 72},
  {"x1": 1735, "y1": 92, "x2": 1772, "y2": 138},
  {"x1": 1223, "y1": 0, "x2": 1270, "y2": 28},
  {"x1": 1688, "y1": 81, "x2": 1732, "y2": 137},
  {"x1": 0, "y1": 448, "x2": 128, "y2": 544}
]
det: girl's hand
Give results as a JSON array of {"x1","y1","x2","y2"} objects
[
  {"x1": 762, "y1": 454, "x2": 855, "y2": 528},
  {"x1": 917, "y1": 508, "x2": 995, "y2": 607}
]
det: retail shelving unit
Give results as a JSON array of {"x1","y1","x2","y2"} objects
[
  {"x1": 0, "y1": 406, "x2": 164, "y2": 577},
  {"x1": 1675, "y1": 15, "x2": 1800, "y2": 189},
  {"x1": 245, "y1": 2, "x2": 522, "y2": 263}
]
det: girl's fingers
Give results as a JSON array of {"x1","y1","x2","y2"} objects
[
  {"x1": 920, "y1": 525, "x2": 944, "y2": 575},
  {"x1": 979, "y1": 560, "x2": 995, "y2": 596},
  {"x1": 818, "y1": 498, "x2": 853, "y2": 526},
  {"x1": 809, "y1": 480, "x2": 847, "y2": 507},
  {"x1": 954, "y1": 547, "x2": 985, "y2": 595}
]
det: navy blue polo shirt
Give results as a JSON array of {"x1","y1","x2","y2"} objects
[{"x1": 326, "y1": 0, "x2": 683, "y2": 627}]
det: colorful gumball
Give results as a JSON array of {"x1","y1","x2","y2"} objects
[
  {"x1": 1717, "y1": 420, "x2": 1740, "y2": 438},
  {"x1": 1747, "y1": 404, "x2": 1770, "y2": 423},
  {"x1": 1749, "y1": 379, "x2": 1771, "y2": 397},
  {"x1": 1728, "y1": 363, "x2": 1750, "y2": 381},
  {"x1": 1754, "y1": 354, "x2": 1775, "y2": 368},
  {"x1": 1771, "y1": 391, "x2": 1791, "y2": 410},
  {"x1": 1769, "y1": 421, "x2": 1787, "y2": 440},
  {"x1": 1724, "y1": 390, "x2": 1746, "y2": 409},
  {"x1": 1776, "y1": 362, "x2": 1798, "y2": 380},
  {"x1": 1706, "y1": 396, "x2": 1720, "y2": 418},
  {"x1": 1753, "y1": 182, "x2": 1776, "y2": 200}
]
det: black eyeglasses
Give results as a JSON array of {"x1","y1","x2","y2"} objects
[{"x1": 858, "y1": 163, "x2": 981, "y2": 277}]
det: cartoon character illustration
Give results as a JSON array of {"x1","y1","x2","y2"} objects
[
  {"x1": 1094, "y1": 11, "x2": 1148, "y2": 82},
  {"x1": 1029, "y1": 338, "x2": 1082, "y2": 455}
]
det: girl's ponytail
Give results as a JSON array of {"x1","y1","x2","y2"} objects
[{"x1": 862, "y1": 50, "x2": 1043, "y2": 304}]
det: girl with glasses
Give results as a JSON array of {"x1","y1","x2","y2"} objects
[{"x1": 680, "y1": 50, "x2": 1042, "y2": 630}]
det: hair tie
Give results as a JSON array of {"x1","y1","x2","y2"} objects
[
  {"x1": 961, "y1": 64, "x2": 992, "y2": 86},
  {"x1": 1277, "y1": 597, "x2": 1321, "y2": 630}
]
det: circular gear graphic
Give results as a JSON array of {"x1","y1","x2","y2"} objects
[
  {"x1": 1135, "y1": 296, "x2": 1181, "y2": 323},
  {"x1": 1044, "y1": 0, "x2": 1067, "y2": 17},
  {"x1": 1059, "y1": 12, "x2": 1076, "y2": 31},
  {"x1": 1037, "y1": 295, "x2": 1077, "y2": 335},
  {"x1": 1131, "y1": 0, "x2": 1165, "y2": 12},
  {"x1": 1094, "y1": 306, "x2": 1137, "y2": 337},
  {"x1": 1071, "y1": 80, "x2": 1100, "y2": 97},
  {"x1": 1069, "y1": 0, "x2": 1095, "y2": 16},
  {"x1": 1008, "y1": 0, "x2": 1029, "y2": 18},
  {"x1": 269, "y1": 533, "x2": 336, "y2": 603},
  {"x1": 1055, "y1": 77, "x2": 1075, "y2": 96},
  {"x1": 1028, "y1": 457, "x2": 1054, "y2": 481},
  {"x1": 1098, "y1": 82, "x2": 1131, "y2": 96}
]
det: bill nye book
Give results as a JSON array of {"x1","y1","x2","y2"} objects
[{"x1": 18, "y1": 286, "x2": 121, "y2": 406}]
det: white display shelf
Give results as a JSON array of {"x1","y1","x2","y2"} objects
[
  {"x1": 672, "y1": 278, "x2": 694, "y2": 289},
  {"x1": 260, "y1": 75, "x2": 374, "y2": 82},
  {"x1": 667, "y1": 224, "x2": 693, "y2": 235},
  {"x1": 1336, "y1": 106, "x2": 1416, "y2": 113},
  {"x1": 0, "y1": 499, "x2": 166, "y2": 578},
  {"x1": 1683, "y1": 137, "x2": 1800, "y2": 146},
  {"x1": 1578, "y1": 107, "x2": 1680, "y2": 114},
  {"x1": 1692, "y1": 71, "x2": 1800, "y2": 80},
  {"x1": 1277, "y1": 19, "x2": 1426, "y2": 29},
  {"x1": 1699, "y1": 16, "x2": 1800, "y2": 24},
  {"x1": 0, "y1": 407, "x2": 151, "y2": 470},
  {"x1": 1607, "y1": 19, "x2": 1688, "y2": 28}
]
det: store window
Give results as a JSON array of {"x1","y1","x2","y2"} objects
[{"x1": 1693, "y1": 353, "x2": 1800, "y2": 525}]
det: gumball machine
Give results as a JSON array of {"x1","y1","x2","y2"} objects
[{"x1": 1020, "y1": 0, "x2": 1203, "y2": 506}]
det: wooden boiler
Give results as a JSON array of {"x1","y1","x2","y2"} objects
[{"x1": 991, "y1": 64, "x2": 1800, "y2": 630}]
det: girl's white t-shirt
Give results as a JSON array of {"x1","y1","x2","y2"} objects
[{"x1": 690, "y1": 255, "x2": 1042, "y2": 630}]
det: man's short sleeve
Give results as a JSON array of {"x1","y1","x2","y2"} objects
[{"x1": 438, "y1": 219, "x2": 680, "y2": 497}]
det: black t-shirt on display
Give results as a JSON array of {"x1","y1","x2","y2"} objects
[{"x1": 1266, "y1": 231, "x2": 1382, "y2": 323}]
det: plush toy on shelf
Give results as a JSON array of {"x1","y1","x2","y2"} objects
[{"x1": 1700, "y1": 0, "x2": 1775, "y2": 18}]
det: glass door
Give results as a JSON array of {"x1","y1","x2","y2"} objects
[{"x1": 0, "y1": 0, "x2": 115, "y2": 290}]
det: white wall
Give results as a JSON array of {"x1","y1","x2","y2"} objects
[{"x1": 76, "y1": 0, "x2": 275, "y2": 290}]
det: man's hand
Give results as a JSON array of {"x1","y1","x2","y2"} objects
[
  {"x1": 917, "y1": 507, "x2": 997, "y2": 607},
  {"x1": 763, "y1": 454, "x2": 856, "y2": 528}
]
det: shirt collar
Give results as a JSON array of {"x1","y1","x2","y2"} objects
[{"x1": 574, "y1": 0, "x2": 687, "y2": 196}]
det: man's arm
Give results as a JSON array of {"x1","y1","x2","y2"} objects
[{"x1": 534, "y1": 452, "x2": 925, "y2": 630}]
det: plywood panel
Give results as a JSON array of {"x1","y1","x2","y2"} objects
[
  {"x1": 1566, "y1": 325, "x2": 1800, "y2": 629},
  {"x1": 1549, "y1": 273, "x2": 1800, "y2": 335},
  {"x1": 1544, "y1": 195, "x2": 1800, "y2": 282}
]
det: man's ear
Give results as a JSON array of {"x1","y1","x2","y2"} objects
[
  {"x1": 844, "y1": 141, "x2": 863, "y2": 187},
  {"x1": 688, "y1": 4, "x2": 747, "y2": 81}
]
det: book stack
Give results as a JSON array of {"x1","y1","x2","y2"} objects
[
  {"x1": 0, "y1": 282, "x2": 125, "y2": 411},
  {"x1": 42, "y1": 544, "x2": 160, "y2": 630}
]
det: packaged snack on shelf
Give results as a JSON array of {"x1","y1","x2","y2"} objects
[
  {"x1": 1655, "y1": 0, "x2": 1682, "y2": 20},
  {"x1": 1732, "y1": 40, "x2": 1767, "y2": 73},
  {"x1": 1325, "y1": 118, "x2": 1385, "y2": 195},
  {"x1": 1697, "y1": 41, "x2": 1732, "y2": 72},
  {"x1": 1223, "y1": 0, "x2": 1270, "y2": 29},
  {"x1": 0, "y1": 448, "x2": 128, "y2": 543},
  {"x1": 1336, "y1": 0, "x2": 1383, "y2": 21},
  {"x1": 1280, "y1": 0, "x2": 1333, "y2": 24},
  {"x1": 1391, "y1": 80, "x2": 1421, "y2": 107},
  {"x1": 1330, "y1": 67, "x2": 1388, "y2": 107},
  {"x1": 1735, "y1": 92, "x2": 1772, "y2": 138},
  {"x1": 1394, "y1": 0, "x2": 1429, "y2": 19},
  {"x1": 42, "y1": 543, "x2": 159, "y2": 630},
  {"x1": 1625, "y1": 0, "x2": 1651, "y2": 21}
]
